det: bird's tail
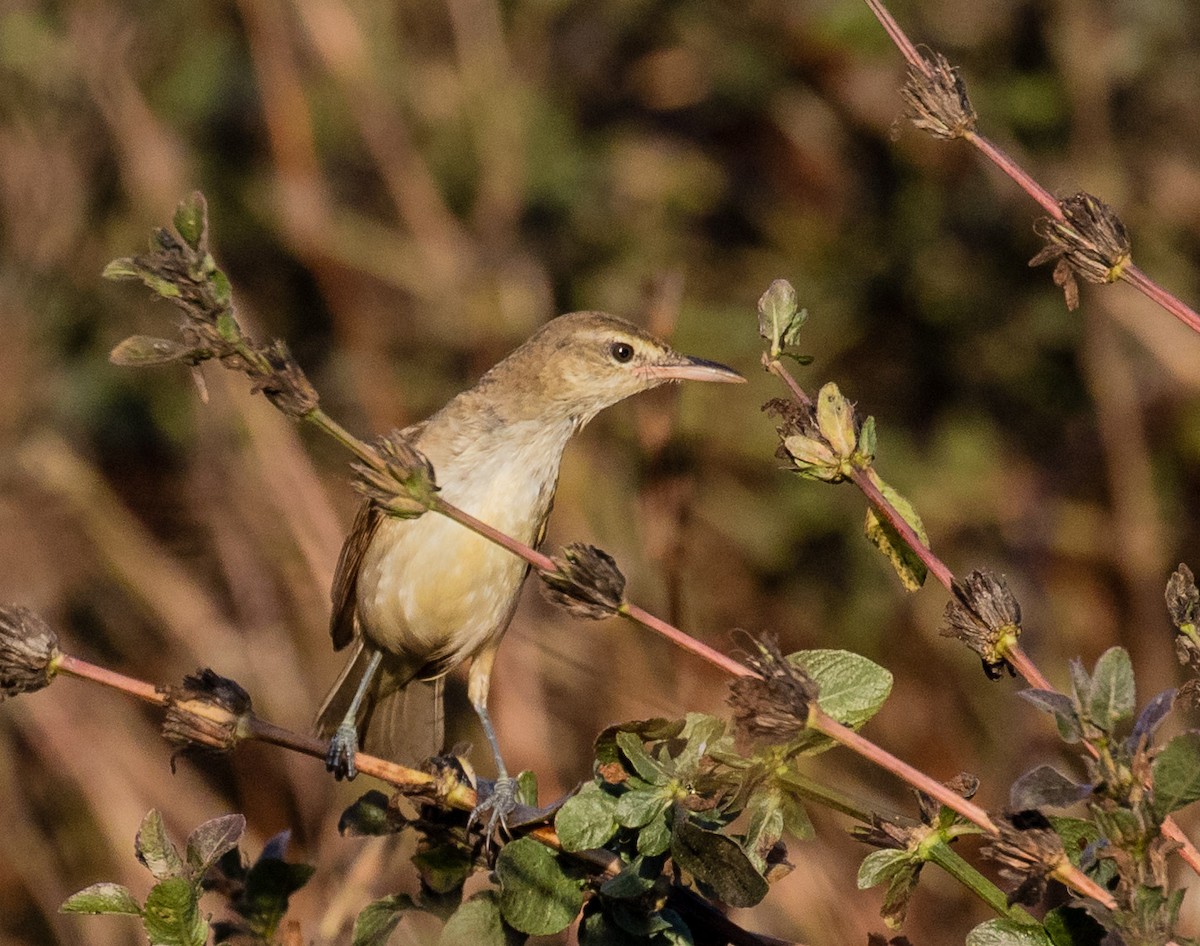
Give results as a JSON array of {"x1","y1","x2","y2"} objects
[{"x1": 314, "y1": 641, "x2": 445, "y2": 765}]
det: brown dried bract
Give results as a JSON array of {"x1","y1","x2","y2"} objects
[
  {"x1": 539, "y1": 543, "x2": 627, "y2": 620},
  {"x1": 982, "y1": 810, "x2": 1067, "y2": 906},
  {"x1": 0, "y1": 605, "x2": 60, "y2": 700},
  {"x1": 941, "y1": 569, "x2": 1021, "y2": 680},
  {"x1": 900, "y1": 52, "x2": 978, "y2": 140},
  {"x1": 728, "y1": 633, "x2": 818, "y2": 747},
  {"x1": 1030, "y1": 192, "x2": 1132, "y2": 311},
  {"x1": 352, "y1": 431, "x2": 438, "y2": 517},
  {"x1": 162, "y1": 668, "x2": 252, "y2": 759}
]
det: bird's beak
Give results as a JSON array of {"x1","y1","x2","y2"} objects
[{"x1": 637, "y1": 355, "x2": 746, "y2": 384}]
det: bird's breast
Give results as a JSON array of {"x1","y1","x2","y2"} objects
[{"x1": 355, "y1": 419, "x2": 570, "y2": 671}]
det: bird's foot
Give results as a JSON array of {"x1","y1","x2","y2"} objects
[
  {"x1": 325, "y1": 723, "x2": 359, "y2": 780},
  {"x1": 468, "y1": 776, "x2": 519, "y2": 846}
]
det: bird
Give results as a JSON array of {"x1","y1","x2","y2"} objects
[{"x1": 315, "y1": 311, "x2": 744, "y2": 823}]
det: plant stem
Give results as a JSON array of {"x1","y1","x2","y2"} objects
[
  {"x1": 924, "y1": 840, "x2": 1030, "y2": 920},
  {"x1": 55, "y1": 653, "x2": 166, "y2": 706},
  {"x1": 850, "y1": 467, "x2": 956, "y2": 591}
]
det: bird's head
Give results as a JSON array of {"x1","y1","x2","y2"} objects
[{"x1": 492, "y1": 311, "x2": 745, "y2": 427}]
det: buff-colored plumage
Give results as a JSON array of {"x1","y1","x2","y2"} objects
[{"x1": 316, "y1": 312, "x2": 743, "y2": 781}]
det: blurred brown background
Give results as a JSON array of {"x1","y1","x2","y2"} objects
[{"x1": 2, "y1": 0, "x2": 1200, "y2": 943}]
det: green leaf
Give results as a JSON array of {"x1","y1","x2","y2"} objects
[
  {"x1": 615, "y1": 789, "x2": 670, "y2": 829},
  {"x1": 136, "y1": 810, "x2": 186, "y2": 882},
  {"x1": 1087, "y1": 647, "x2": 1135, "y2": 733},
  {"x1": 556, "y1": 784, "x2": 620, "y2": 852},
  {"x1": 440, "y1": 891, "x2": 524, "y2": 946},
  {"x1": 61, "y1": 882, "x2": 143, "y2": 916},
  {"x1": 636, "y1": 814, "x2": 672, "y2": 857},
  {"x1": 671, "y1": 815, "x2": 769, "y2": 908},
  {"x1": 173, "y1": 193, "x2": 207, "y2": 251},
  {"x1": 412, "y1": 842, "x2": 473, "y2": 895},
  {"x1": 142, "y1": 877, "x2": 207, "y2": 946},
  {"x1": 339, "y1": 790, "x2": 408, "y2": 836},
  {"x1": 743, "y1": 789, "x2": 785, "y2": 872},
  {"x1": 580, "y1": 903, "x2": 653, "y2": 946},
  {"x1": 966, "y1": 918, "x2": 1054, "y2": 946},
  {"x1": 514, "y1": 770, "x2": 539, "y2": 806},
  {"x1": 863, "y1": 473, "x2": 928, "y2": 591},
  {"x1": 856, "y1": 848, "x2": 912, "y2": 890},
  {"x1": 816, "y1": 382, "x2": 857, "y2": 458},
  {"x1": 1046, "y1": 817, "x2": 1099, "y2": 866},
  {"x1": 674, "y1": 713, "x2": 728, "y2": 775},
  {"x1": 789, "y1": 649, "x2": 893, "y2": 730},
  {"x1": 1152, "y1": 731, "x2": 1200, "y2": 818},
  {"x1": 615, "y1": 730, "x2": 670, "y2": 784},
  {"x1": 1019, "y1": 690, "x2": 1083, "y2": 744},
  {"x1": 556, "y1": 784, "x2": 619, "y2": 847},
  {"x1": 352, "y1": 894, "x2": 415, "y2": 946},
  {"x1": 776, "y1": 784, "x2": 815, "y2": 840},
  {"x1": 595, "y1": 718, "x2": 684, "y2": 766},
  {"x1": 757, "y1": 279, "x2": 807, "y2": 356},
  {"x1": 496, "y1": 837, "x2": 583, "y2": 936},
  {"x1": 185, "y1": 814, "x2": 244, "y2": 879},
  {"x1": 599, "y1": 855, "x2": 660, "y2": 900},
  {"x1": 103, "y1": 257, "x2": 143, "y2": 281}
]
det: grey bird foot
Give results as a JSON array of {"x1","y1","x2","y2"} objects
[
  {"x1": 326, "y1": 722, "x2": 359, "y2": 780},
  {"x1": 468, "y1": 776, "x2": 518, "y2": 844}
]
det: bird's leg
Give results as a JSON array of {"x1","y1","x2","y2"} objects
[
  {"x1": 326, "y1": 648, "x2": 383, "y2": 781},
  {"x1": 464, "y1": 648, "x2": 518, "y2": 840}
]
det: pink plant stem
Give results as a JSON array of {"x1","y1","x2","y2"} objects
[
  {"x1": 622, "y1": 602, "x2": 754, "y2": 678},
  {"x1": 55, "y1": 653, "x2": 166, "y2": 706},
  {"x1": 809, "y1": 708, "x2": 997, "y2": 832},
  {"x1": 764, "y1": 356, "x2": 812, "y2": 406},
  {"x1": 965, "y1": 133, "x2": 1062, "y2": 218},
  {"x1": 849, "y1": 468, "x2": 956, "y2": 591},
  {"x1": 1005, "y1": 644, "x2": 1052, "y2": 691},
  {"x1": 1122, "y1": 265, "x2": 1200, "y2": 335},
  {"x1": 861, "y1": 0, "x2": 926, "y2": 75}
]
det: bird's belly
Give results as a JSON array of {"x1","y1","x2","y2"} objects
[{"x1": 356, "y1": 511, "x2": 530, "y2": 669}]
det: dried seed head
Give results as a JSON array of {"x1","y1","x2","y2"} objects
[
  {"x1": 900, "y1": 53, "x2": 978, "y2": 140},
  {"x1": 1030, "y1": 193, "x2": 1132, "y2": 311},
  {"x1": 982, "y1": 810, "x2": 1068, "y2": 907},
  {"x1": 162, "y1": 669, "x2": 252, "y2": 758},
  {"x1": 249, "y1": 339, "x2": 320, "y2": 418},
  {"x1": 539, "y1": 543, "x2": 626, "y2": 620},
  {"x1": 0, "y1": 606, "x2": 61, "y2": 700},
  {"x1": 941, "y1": 570, "x2": 1021, "y2": 679},
  {"x1": 1166, "y1": 564, "x2": 1200, "y2": 674},
  {"x1": 352, "y1": 431, "x2": 438, "y2": 518},
  {"x1": 728, "y1": 634, "x2": 818, "y2": 747},
  {"x1": 852, "y1": 814, "x2": 917, "y2": 851}
]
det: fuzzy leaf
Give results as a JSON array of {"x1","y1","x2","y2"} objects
[
  {"x1": 614, "y1": 731, "x2": 670, "y2": 785},
  {"x1": 863, "y1": 473, "x2": 928, "y2": 591},
  {"x1": 173, "y1": 193, "x2": 207, "y2": 251},
  {"x1": 636, "y1": 814, "x2": 672, "y2": 857},
  {"x1": 61, "y1": 882, "x2": 143, "y2": 916},
  {"x1": 615, "y1": 789, "x2": 670, "y2": 829},
  {"x1": 856, "y1": 848, "x2": 912, "y2": 890},
  {"x1": 339, "y1": 790, "x2": 407, "y2": 836},
  {"x1": 1009, "y1": 766, "x2": 1091, "y2": 810},
  {"x1": 599, "y1": 855, "x2": 660, "y2": 900},
  {"x1": 1088, "y1": 647, "x2": 1135, "y2": 733},
  {"x1": 136, "y1": 810, "x2": 186, "y2": 882},
  {"x1": 110, "y1": 336, "x2": 201, "y2": 367},
  {"x1": 555, "y1": 784, "x2": 620, "y2": 852},
  {"x1": 185, "y1": 814, "x2": 244, "y2": 879},
  {"x1": 757, "y1": 279, "x2": 807, "y2": 355},
  {"x1": 440, "y1": 891, "x2": 523, "y2": 946},
  {"x1": 1152, "y1": 731, "x2": 1200, "y2": 819},
  {"x1": 789, "y1": 649, "x2": 893, "y2": 730},
  {"x1": 671, "y1": 816, "x2": 769, "y2": 908},
  {"x1": 496, "y1": 837, "x2": 583, "y2": 936},
  {"x1": 142, "y1": 877, "x2": 207, "y2": 946},
  {"x1": 966, "y1": 918, "x2": 1054, "y2": 946},
  {"x1": 352, "y1": 894, "x2": 414, "y2": 946},
  {"x1": 412, "y1": 842, "x2": 473, "y2": 895},
  {"x1": 1129, "y1": 688, "x2": 1176, "y2": 747}
]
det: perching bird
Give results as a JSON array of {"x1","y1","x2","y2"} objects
[{"x1": 316, "y1": 311, "x2": 743, "y2": 819}]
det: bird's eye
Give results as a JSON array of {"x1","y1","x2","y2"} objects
[{"x1": 610, "y1": 341, "x2": 634, "y2": 363}]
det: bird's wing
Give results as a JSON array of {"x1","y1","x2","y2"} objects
[{"x1": 330, "y1": 500, "x2": 381, "y2": 650}]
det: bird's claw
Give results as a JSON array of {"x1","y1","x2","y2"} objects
[
  {"x1": 326, "y1": 723, "x2": 359, "y2": 780},
  {"x1": 468, "y1": 776, "x2": 519, "y2": 846}
]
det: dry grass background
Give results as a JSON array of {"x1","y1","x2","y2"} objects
[{"x1": 2, "y1": 0, "x2": 1200, "y2": 943}]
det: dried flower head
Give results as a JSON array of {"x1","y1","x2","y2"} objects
[
  {"x1": 539, "y1": 543, "x2": 626, "y2": 620},
  {"x1": 1166, "y1": 564, "x2": 1200, "y2": 675},
  {"x1": 248, "y1": 339, "x2": 320, "y2": 418},
  {"x1": 982, "y1": 810, "x2": 1069, "y2": 907},
  {"x1": 728, "y1": 634, "x2": 818, "y2": 746},
  {"x1": 162, "y1": 668, "x2": 252, "y2": 760},
  {"x1": 353, "y1": 431, "x2": 438, "y2": 517},
  {"x1": 900, "y1": 53, "x2": 977, "y2": 140},
  {"x1": 941, "y1": 570, "x2": 1022, "y2": 679},
  {"x1": 0, "y1": 605, "x2": 61, "y2": 700},
  {"x1": 1030, "y1": 193, "x2": 1132, "y2": 311}
]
